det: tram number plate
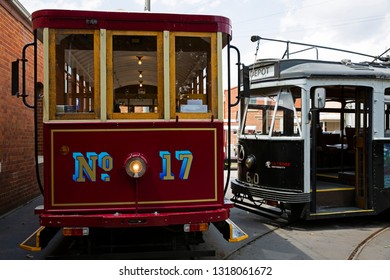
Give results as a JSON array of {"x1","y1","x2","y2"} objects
[{"x1": 246, "y1": 172, "x2": 260, "y2": 184}]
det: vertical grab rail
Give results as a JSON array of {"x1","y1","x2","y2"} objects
[
  {"x1": 20, "y1": 42, "x2": 35, "y2": 109},
  {"x1": 224, "y1": 42, "x2": 242, "y2": 195}
]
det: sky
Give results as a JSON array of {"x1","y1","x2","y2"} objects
[{"x1": 18, "y1": 0, "x2": 390, "y2": 85}]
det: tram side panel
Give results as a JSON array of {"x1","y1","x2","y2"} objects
[{"x1": 373, "y1": 140, "x2": 390, "y2": 213}]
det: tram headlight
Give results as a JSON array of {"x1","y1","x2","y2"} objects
[
  {"x1": 245, "y1": 154, "x2": 256, "y2": 170},
  {"x1": 124, "y1": 153, "x2": 148, "y2": 178}
]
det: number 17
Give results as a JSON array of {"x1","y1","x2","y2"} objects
[{"x1": 159, "y1": 150, "x2": 193, "y2": 180}]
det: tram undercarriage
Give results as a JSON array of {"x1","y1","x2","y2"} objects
[{"x1": 45, "y1": 227, "x2": 214, "y2": 259}]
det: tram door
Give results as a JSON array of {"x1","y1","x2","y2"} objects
[
  {"x1": 312, "y1": 86, "x2": 372, "y2": 212},
  {"x1": 355, "y1": 88, "x2": 371, "y2": 209}
]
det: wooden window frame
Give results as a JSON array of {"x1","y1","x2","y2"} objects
[
  {"x1": 106, "y1": 31, "x2": 164, "y2": 120},
  {"x1": 48, "y1": 29, "x2": 100, "y2": 120},
  {"x1": 170, "y1": 32, "x2": 217, "y2": 120}
]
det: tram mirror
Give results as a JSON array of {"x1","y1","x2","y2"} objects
[
  {"x1": 11, "y1": 60, "x2": 19, "y2": 96},
  {"x1": 240, "y1": 65, "x2": 250, "y2": 98},
  {"x1": 314, "y1": 87, "x2": 326, "y2": 108}
]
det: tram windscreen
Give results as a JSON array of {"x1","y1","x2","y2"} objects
[
  {"x1": 242, "y1": 88, "x2": 302, "y2": 137},
  {"x1": 112, "y1": 35, "x2": 158, "y2": 114}
]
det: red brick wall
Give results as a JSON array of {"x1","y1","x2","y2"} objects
[
  {"x1": 224, "y1": 86, "x2": 239, "y2": 125},
  {"x1": 223, "y1": 87, "x2": 239, "y2": 154},
  {"x1": 0, "y1": 2, "x2": 43, "y2": 215}
]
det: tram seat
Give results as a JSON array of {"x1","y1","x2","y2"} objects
[
  {"x1": 321, "y1": 133, "x2": 340, "y2": 146},
  {"x1": 316, "y1": 125, "x2": 340, "y2": 149},
  {"x1": 316, "y1": 132, "x2": 341, "y2": 168}
]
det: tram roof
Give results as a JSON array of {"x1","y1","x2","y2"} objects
[
  {"x1": 251, "y1": 58, "x2": 390, "y2": 82},
  {"x1": 31, "y1": 9, "x2": 232, "y2": 36}
]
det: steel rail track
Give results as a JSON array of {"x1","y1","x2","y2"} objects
[{"x1": 348, "y1": 226, "x2": 389, "y2": 260}]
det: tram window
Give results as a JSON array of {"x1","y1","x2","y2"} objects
[
  {"x1": 244, "y1": 96, "x2": 275, "y2": 135},
  {"x1": 108, "y1": 33, "x2": 161, "y2": 119},
  {"x1": 242, "y1": 89, "x2": 302, "y2": 137},
  {"x1": 51, "y1": 30, "x2": 99, "y2": 120},
  {"x1": 385, "y1": 90, "x2": 390, "y2": 137},
  {"x1": 173, "y1": 34, "x2": 213, "y2": 118}
]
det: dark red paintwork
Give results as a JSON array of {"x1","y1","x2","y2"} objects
[
  {"x1": 39, "y1": 121, "x2": 231, "y2": 227},
  {"x1": 31, "y1": 9, "x2": 232, "y2": 36}
]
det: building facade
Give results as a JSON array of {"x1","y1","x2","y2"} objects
[{"x1": 0, "y1": 0, "x2": 43, "y2": 216}]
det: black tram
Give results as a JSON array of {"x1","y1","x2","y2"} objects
[{"x1": 231, "y1": 38, "x2": 390, "y2": 220}]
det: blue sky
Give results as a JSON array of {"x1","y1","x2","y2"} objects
[{"x1": 18, "y1": 0, "x2": 390, "y2": 85}]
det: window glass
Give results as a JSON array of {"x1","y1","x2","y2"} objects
[
  {"x1": 385, "y1": 90, "x2": 390, "y2": 137},
  {"x1": 53, "y1": 31, "x2": 97, "y2": 118},
  {"x1": 112, "y1": 35, "x2": 158, "y2": 115},
  {"x1": 242, "y1": 89, "x2": 302, "y2": 137},
  {"x1": 175, "y1": 36, "x2": 211, "y2": 114}
]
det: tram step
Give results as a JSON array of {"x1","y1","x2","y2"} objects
[
  {"x1": 316, "y1": 187, "x2": 355, "y2": 208},
  {"x1": 338, "y1": 171, "x2": 355, "y2": 186},
  {"x1": 20, "y1": 226, "x2": 59, "y2": 252},
  {"x1": 212, "y1": 218, "x2": 248, "y2": 242},
  {"x1": 308, "y1": 206, "x2": 375, "y2": 219}
]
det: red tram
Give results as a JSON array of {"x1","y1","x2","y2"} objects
[{"x1": 17, "y1": 9, "x2": 247, "y2": 252}]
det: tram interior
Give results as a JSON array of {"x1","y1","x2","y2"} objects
[
  {"x1": 311, "y1": 85, "x2": 371, "y2": 210},
  {"x1": 313, "y1": 88, "x2": 357, "y2": 179}
]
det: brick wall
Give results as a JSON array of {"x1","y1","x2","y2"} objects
[
  {"x1": 223, "y1": 86, "x2": 239, "y2": 125},
  {"x1": 223, "y1": 87, "x2": 239, "y2": 154},
  {"x1": 0, "y1": 1, "x2": 43, "y2": 216}
]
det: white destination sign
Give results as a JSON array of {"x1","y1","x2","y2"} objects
[{"x1": 250, "y1": 64, "x2": 275, "y2": 80}]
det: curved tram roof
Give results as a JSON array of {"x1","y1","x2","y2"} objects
[
  {"x1": 31, "y1": 9, "x2": 232, "y2": 35},
  {"x1": 251, "y1": 58, "x2": 390, "y2": 83}
]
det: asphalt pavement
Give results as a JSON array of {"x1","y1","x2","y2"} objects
[
  {"x1": 0, "y1": 195, "x2": 48, "y2": 260},
  {"x1": 1, "y1": 193, "x2": 389, "y2": 260}
]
